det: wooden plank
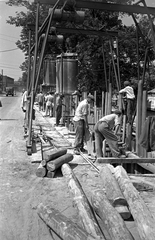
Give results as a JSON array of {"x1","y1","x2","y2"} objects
[
  {"x1": 61, "y1": 163, "x2": 105, "y2": 239},
  {"x1": 37, "y1": 203, "x2": 98, "y2": 240},
  {"x1": 96, "y1": 157, "x2": 155, "y2": 164},
  {"x1": 114, "y1": 165, "x2": 155, "y2": 240},
  {"x1": 91, "y1": 189, "x2": 134, "y2": 240},
  {"x1": 47, "y1": 153, "x2": 73, "y2": 171}
]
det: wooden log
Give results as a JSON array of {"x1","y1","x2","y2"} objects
[
  {"x1": 100, "y1": 165, "x2": 127, "y2": 206},
  {"x1": 61, "y1": 163, "x2": 104, "y2": 239},
  {"x1": 41, "y1": 159, "x2": 46, "y2": 167},
  {"x1": 129, "y1": 176, "x2": 155, "y2": 190},
  {"x1": 127, "y1": 151, "x2": 155, "y2": 174},
  {"x1": 47, "y1": 153, "x2": 73, "y2": 171},
  {"x1": 91, "y1": 189, "x2": 134, "y2": 240},
  {"x1": 43, "y1": 147, "x2": 67, "y2": 162},
  {"x1": 96, "y1": 157, "x2": 155, "y2": 164},
  {"x1": 36, "y1": 162, "x2": 46, "y2": 177},
  {"x1": 115, "y1": 205, "x2": 131, "y2": 220},
  {"x1": 37, "y1": 203, "x2": 99, "y2": 240},
  {"x1": 114, "y1": 165, "x2": 155, "y2": 240},
  {"x1": 46, "y1": 170, "x2": 56, "y2": 178},
  {"x1": 100, "y1": 165, "x2": 131, "y2": 220}
]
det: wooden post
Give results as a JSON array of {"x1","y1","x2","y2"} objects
[
  {"x1": 136, "y1": 80, "x2": 143, "y2": 156},
  {"x1": 91, "y1": 189, "x2": 134, "y2": 240},
  {"x1": 37, "y1": 203, "x2": 98, "y2": 240},
  {"x1": 107, "y1": 83, "x2": 112, "y2": 115},
  {"x1": 61, "y1": 163, "x2": 105, "y2": 239},
  {"x1": 114, "y1": 165, "x2": 155, "y2": 240},
  {"x1": 101, "y1": 91, "x2": 105, "y2": 116},
  {"x1": 141, "y1": 90, "x2": 147, "y2": 157}
]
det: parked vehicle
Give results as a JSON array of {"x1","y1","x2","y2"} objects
[{"x1": 6, "y1": 87, "x2": 14, "y2": 96}]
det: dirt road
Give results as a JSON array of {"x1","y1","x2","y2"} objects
[
  {"x1": 0, "y1": 93, "x2": 95, "y2": 240},
  {"x1": 0, "y1": 93, "x2": 73, "y2": 240}
]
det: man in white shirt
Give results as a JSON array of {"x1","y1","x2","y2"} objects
[
  {"x1": 73, "y1": 93, "x2": 94, "y2": 155},
  {"x1": 94, "y1": 110, "x2": 124, "y2": 158},
  {"x1": 119, "y1": 81, "x2": 135, "y2": 124}
]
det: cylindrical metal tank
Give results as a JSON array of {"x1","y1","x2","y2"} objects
[
  {"x1": 56, "y1": 53, "x2": 78, "y2": 94},
  {"x1": 43, "y1": 57, "x2": 56, "y2": 87}
]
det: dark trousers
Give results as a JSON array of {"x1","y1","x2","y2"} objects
[
  {"x1": 55, "y1": 106, "x2": 62, "y2": 125},
  {"x1": 126, "y1": 99, "x2": 135, "y2": 124},
  {"x1": 94, "y1": 121, "x2": 120, "y2": 157},
  {"x1": 74, "y1": 120, "x2": 85, "y2": 150}
]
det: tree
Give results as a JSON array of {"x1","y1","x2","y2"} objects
[{"x1": 6, "y1": 0, "x2": 155, "y2": 93}]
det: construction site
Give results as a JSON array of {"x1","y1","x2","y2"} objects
[{"x1": 21, "y1": 0, "x2": 155, "y2": 239}]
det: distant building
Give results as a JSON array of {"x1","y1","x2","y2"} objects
[{"x1": 2, "y1": 75, "x2": 14, "y2": 91}]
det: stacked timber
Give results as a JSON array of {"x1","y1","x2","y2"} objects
[
  {"x1": 36, "y1": 148, "x2": 73, "y2": 178},
  {"x1": 61, "y1": 163, "x2": 105, "y2": 239}
]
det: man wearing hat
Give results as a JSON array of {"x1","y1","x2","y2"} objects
[
  {"x1": 94, "y1": 109, "x2": 125, "y2": 158},
  {"x1": 73, "y1": 93, "x2": 94, "y2": 155},
  {"x1": 119, "y1": 81, "x2": 135, "y2": 124}
]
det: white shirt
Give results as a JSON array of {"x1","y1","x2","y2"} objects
[
  {"x1": 73, "y1": 99, "x2": 88, "y2": 122},
  {"x1": 119, "y1": 86, "x2": 135, "y2": 99},
  {"x1": 99, "y1": 113, "x2": 120, "y2": 129},
  {"x1": 21, "y1": 91, "x2": 27, "y2": 111}
]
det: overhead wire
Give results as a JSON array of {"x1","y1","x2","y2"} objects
[{"x1": 0, "y1": 48, "x2": 19, "y2": 52}]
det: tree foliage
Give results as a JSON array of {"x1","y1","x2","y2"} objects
[{"x1": 6, "y1": 0, "x2": 155, "y2": 92}]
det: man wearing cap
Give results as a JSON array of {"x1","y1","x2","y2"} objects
[
  {"x1": 119, "y1": 81, "x2": 135, "y2": 124},
  {"x1": 94, "y1": 110, "x2": 124, "y2": 158},
  {"x1": 73, "y1": 93, "x2": 94, "y2": 155}
]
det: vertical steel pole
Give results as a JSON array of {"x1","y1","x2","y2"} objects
[
  {"x1": 27, "y1": 2, "x2": 39, "y2": 153},
  {"x1": 27, "y1": 29, "x2": 32, "y2": 95}
]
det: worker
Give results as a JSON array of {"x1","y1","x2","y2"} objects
[
  {"x1": 119, "y1": 81, "x2": 135, "y2": 124},
  {"x1": 94, "y1": 109, "x2": 125, "y2": 158},
  {"x1": 45, "y1": 92, "x2": 54, "y2": 117},
  {"x1": 73, "y1": 93, "x2": 94, "y2": 155},
  {"x1": 37, "y1": 91, "x2": 44, "y2": 111},
  {"x1": 21, "y1": 90, "x2": 28, "y2": 133},
  {"x1": 55, "y1": 93, "x2": 64, "y2": 126}
]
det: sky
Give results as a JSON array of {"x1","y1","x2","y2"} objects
[{"x1": 0, "y1": 0, "x2": 155, "y2": 81}]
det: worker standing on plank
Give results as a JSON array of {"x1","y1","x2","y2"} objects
[
  {"x1": 73, "y1": 93, "x2": 94, "y2": 155},
  {"x1": 119, "y1": 81, "x2": 135, "y2": 124},
  {"x1": 94, "y1": 109, "x2": 125, "y2": 158}
]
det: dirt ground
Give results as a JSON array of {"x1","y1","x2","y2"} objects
[{"x1": 1, "y1": 95, "x2": 155, "y2": 240}]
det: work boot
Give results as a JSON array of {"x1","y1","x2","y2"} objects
[
  {"x1": 80, "y1": 148, "x2": 87, "y2": 153},
  {"x1": 74, "y1": 149, "x2": 80, "y2": 155}
]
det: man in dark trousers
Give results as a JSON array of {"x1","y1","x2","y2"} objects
[
  {"x1": 119, "y1": 81, "x2": 135, "y2": 124},
  {"x1": 55, "y1": 93, "x2": 64, "y2": 126},
  {"x1": 37, "y1": 91, "x2": 44, "y2": 111},
  {"x1": 94, "y1": 110, "x2": 125, "y2": 159},
  {"x1": 73, "y1": 93, "x2": 94, "y2": 155}
]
